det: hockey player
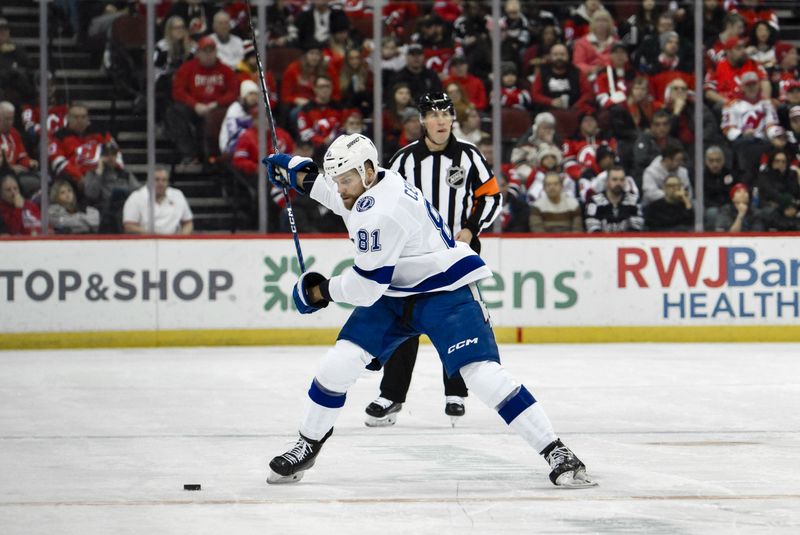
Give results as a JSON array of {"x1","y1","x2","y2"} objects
[
  {"x1": 262, "y1": 133, "x2": 596, "y2": 488},
  {"x1": 363, "y1": 92, "x2": 501, "y2": 427}
]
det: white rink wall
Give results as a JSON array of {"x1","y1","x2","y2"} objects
[{"x1": 1, "y1": 235, "x2": 799, "y2": 342}]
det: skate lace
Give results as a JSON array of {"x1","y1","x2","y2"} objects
[
  {"x1": 547, "y1": 446, "x2": 573, "y2": 470},
  {"x1": 283, "y1": 438, "x2": 313, "y2": 463}
]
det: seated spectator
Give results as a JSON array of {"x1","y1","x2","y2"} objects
[
  {"x1": 445, "y1": 81, "x2": 473, "y2": 124},
  {"x1": 786, "y1": 105, "x2": 800, "y2": 156},
  {"x1": 618, "y1": 0, "x2": 663, "y2": 51},
  {"x1": 83, "y1": 142, "x2": 141, "y2": 233},
  {"x1": 521, "y1": 23, "x2": 560, "y2": 79},
  {"x1": 0, "y1": 17, "x2": 34, "y2": 105},
  {"x1": 714, "y1": 183, "x2": 765, "y2": 232},
  {"x1": 529, "y1": 171, "x2": 582, "y2": 233},
  {"x1": 593, "y1": 43, "x2": 635, "y2": 110},
  {"x1": 382, "y1": 82, "x2": 413, "y2": 148},
  {"x1": 0, "y1": 101, "x2": 39, "y2": 197},
  {"x1": 755, "y1": 148, "x2": 800, "y2": 224},
  {"x1": 280, "y1": 40, "x2": 340, "y2": 115},
  {"x1": 642, "y1": 141, "x2": 691, "y2": 207},
  {"x1": 511, "y1": 111, "x2": 558, "y2": 176},
  {"x1": 442, "y1": 55, "x2": 487, "y2": 111},
  {"x1": 384, "y1": 107, "x2": 423, "y2": 160},
  {"x1": 235, "y1": 41, "x2": 278, "y2": 109},
  {"x1": 154, "y1": 15, "x2": 196, "y2": 119},
  {"x1": 499, "y1": 172, "x2": 530, "y2": 232},
  {"x1": 771, "y1": 43, "x2": 799, "y2": 101},
  {"x1": 632, "y1": 109, "x2": 682, "y2": 186},
  {"x1": 707, "y1": 12, "x2": 746, "y2": 68},
  {"x1": 643, "y1": 174, "x2": 694, "y2": 231},
  {"x1": 123, "y1": 166, "x2": 193, "y2": 235},
  {"x1": 265, "y1": 0, "x2": 298, "y2": 47},
  {"x1": 49, "y1": 104, "x2": 121, "y2": 190},
  {"x1": 415, "y1": 14, "x2": 456, "y2": 76},
  {"x1": 645, "y1": 31, "x2": 695, "y2": 104},
  {"x1": 453, "y1": 105, "x2": 485, "y2": 145},
  {"x1": 167, "y1": 36, "x2": 238, "y2": 164},
  {"x1": 584, "y1": 165, "x2": 644, "y2": 232},
  {"x1": 379, "y1": 36, "x2": 407, "y2": 85},
  {"x1": 705, "y1": 36, "x2": 770, "y2": 109},
  {"x1": 297, "y1": 74, "x2": 344, "y2": 156},
  {"x1": 747, "y1": 20, "x2": 778, "y2": 69},
  {"x1": 231, "y1": 110, "x2": 295, "y2": 176},
  {"x1": 0, "y1": 174, "x2": 41, "y2": 235},
  {"x1": 388, "y1": 44, "x2": 443, "y2": 104},
  {"x1": 453, "y1": 1, "x2": 491, "y2": 74},
  {"x1": 563, "y1": 0, "x2": 608, "y2": 44},
  {"x1": 610, "y1": 76, "x2": 654, "y2": 170},
  {"x1": 721, "y1": 71, "x2": 780, "y2": 183},
  {"x1": 167, "y1": 0, "x2": 213, "y2": 39},
  {"x1": 48, "y1": 179, "x2": 99, "y2": 234},
  {"x1": 511, "y1": 143, "x2": 569, "y2": 200},
  {"x1": 501, "y1": 0, "x2": 532, "y2": 62},
  {"x1": 219, "y1": 80, "x2": 260, "y2": 157},
  {"x1": 339, "y1": 47, "x2": 373, "y2": 115},
  {"x1": 210, "y1": 10, "x2": 244, "y2": 70},
  {"x1": 342, "y1": 109, "x2": 366, "y2": 135},
  {"x1": 498, "y1": 62, "x2": 532, "y2": 110},
  {"x1": 659, "y1": 78, "x2": 695, "y2": 148},
  {"x1": 294, "y1": 0, "x2": 350, "y2": 50},
  {"x1": 573, "y1": 9, "x2": 618, "y2": 80},
  {"x1": 531, "y1": 43, "x2": 595, "y2": 115},
  {"x1": 576, "y1": 145, "x2": 639, "y2": 201},
  {"x1": 732, "y1": 0, "x2": 779, "y2": 33},
  {"x1": 561, "y1": 113, "x2": 617, "y2": 180},
  {"x1": 702, "y1": 145, "x2": 736, "y2": 228},
  {"x1": 21, "y1": 76, "x2": 68, "y2": 141}
]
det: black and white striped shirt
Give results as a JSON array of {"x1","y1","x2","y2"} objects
[{"x1": 387, "y1": 135, "x2": 502, "y2": 236}]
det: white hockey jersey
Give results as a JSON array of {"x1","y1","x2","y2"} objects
[
  {"x1": 310, "y1": 167, "x2": 493, "y2": 307},
  {"x1": 721, "y1": 98, "x2": 779, "y2": 141}
]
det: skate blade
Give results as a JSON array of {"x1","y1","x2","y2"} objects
[
  {"x1": 449, "y1": 415, "x2": 462, "y2": 428},
  {"x1": 267, "y1": 469, "x2": 305, "y2": 484},
  {"x1": 554, "y1": 470, "x2": 598, "y2": 488},
  {"x1": 365, "y1": 413, "x2": 397, "y2": 427}
]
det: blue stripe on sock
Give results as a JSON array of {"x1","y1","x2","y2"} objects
[
  {"x1": 308, "y1": 379, "x2": 346, "y2": 408},
  {"x1": 497, "y1": 385, "x2": 536, "y2": 424}
]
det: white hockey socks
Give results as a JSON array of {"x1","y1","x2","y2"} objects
[
  {"x1": 299, "y1": 340, "x2": 373, "y2": 441},
  {"x1": 460, "y1": 360, "x2": 557, "y2": 453}
]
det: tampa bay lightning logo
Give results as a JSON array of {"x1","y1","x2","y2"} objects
[{"x1": 356, "y1": 196, "x2": 375, "y2": 212}]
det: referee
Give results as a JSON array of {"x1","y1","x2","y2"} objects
[{"x1": 364, "y1": 92, "x2": 502, "y2": 427}]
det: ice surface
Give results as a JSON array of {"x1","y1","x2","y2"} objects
[{"x1": 1, "y1": 343, "x2": 799, "y2": 534}]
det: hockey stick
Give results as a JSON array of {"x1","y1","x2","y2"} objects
[{"x1": 246, "y1": 6, "x2": 306, "y2": 273}]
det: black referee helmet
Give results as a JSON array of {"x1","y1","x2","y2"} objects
[{"x1": 418, "y1": 92, "x2": 455, "y2": 118}]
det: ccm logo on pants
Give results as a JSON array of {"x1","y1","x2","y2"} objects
[{"x1": 448, "y1": 338, "x2": 479, "y2": 354}]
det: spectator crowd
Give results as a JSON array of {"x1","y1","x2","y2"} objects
[{"x1": 1, "y1": 0, "x2": 800, "y2": 236}]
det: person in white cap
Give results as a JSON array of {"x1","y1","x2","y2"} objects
[{"x1": 219, "y1": 79, "x2": 260, "y2": 156}]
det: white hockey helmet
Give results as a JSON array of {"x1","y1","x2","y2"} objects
[{"x1": 323, "y1": 133, "x2": 379, "y2": 188}]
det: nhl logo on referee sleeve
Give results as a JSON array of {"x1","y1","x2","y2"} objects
[
  {"x1": 356, "y1": 196, "x2": 375, "y2": 212},
  {"x1": 446, "y1": 165, "x2": 466, "y2": 188}
]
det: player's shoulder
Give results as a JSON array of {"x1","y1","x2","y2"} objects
[{"x1": 349, "y1": 170, "x2": 406, "y2": 222}]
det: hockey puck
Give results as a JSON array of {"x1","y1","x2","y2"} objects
[{"x1": 183, "y1": 484, "x2": 201, "y2": 491}]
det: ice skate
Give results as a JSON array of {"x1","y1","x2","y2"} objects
[
  {"x1": 364, "y1": 397, "x2": 402, "y2": 427},
  {"x1": 444, "y1": 396, "x2": 465, "y2": 427},
  {"x1": 542, "y1": 439, "x2": 597, "y2": 488},
  {"x1": 267, "y1": 428, "x2": 333, "y2": 484}
]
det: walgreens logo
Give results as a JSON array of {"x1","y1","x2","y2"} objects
[{"x1": 617, "y1": 246, "x2": 799, "y2": 289}]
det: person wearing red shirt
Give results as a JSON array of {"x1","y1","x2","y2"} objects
[
  {"x1": 561, "y1": 113, "x2": 618, "y2": 180},
  {"x1": 231, "y1": 109, "x2": 295, "y2": 176},
  {"x1": 0, "y1": 174, "x2": 41, "y2": 235},
  {"x1": 49, "y1": 104, "x2": 120, "y2": 189},
  {"x1": 280, "y1": 41, "x2": 341, "y2": 114},
  {"x1": 731, "y1": 0, "x2": 778, "y2": 32},
  {"x1": 593, "y1": 43, "x2": 636, "y2": 109},
  {"x1": 297, "y1": 75, "x2": 345, "y2": 156},
  {"x1": 0, "y1": 101, "x2": 39, "y2": 197},
  {"x1": 167, "y1": 36, "x2": 238, "y2": 164},
  {"x1": 705, "y1": 36, "x2": 770, "y2": 109},
  {"x1": 442, "y1": 55, "x2": 487, "y2": 111}
]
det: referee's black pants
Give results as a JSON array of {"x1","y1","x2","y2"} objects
[{"x1": 379, "y1": 335, "x2": 468, "y2": 403}]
